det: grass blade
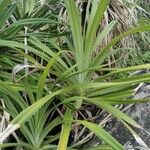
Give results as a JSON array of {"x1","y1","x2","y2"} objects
[
  {"x1": 92, "y1": 25, "x2": 150, "y2": 67},
  {"x1": 77, "y1": 120, "x2": 124, "y2": 150},
  {"x1": 0, "y1": 0, "x2": 11, "y2": 15},
  {"x1": 64, "y1": 0, "x2": 83, "y2": 74},
  {"x1": 57, "y1": 108, "x2": 73, "y2": 150},
  {"x1": 36, "y1": 52, "x2": 62, "y2": 99}
]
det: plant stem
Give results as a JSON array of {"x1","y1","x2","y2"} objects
[{"x1": 57, "y1": 108, "x2": 73, "y2": 150}]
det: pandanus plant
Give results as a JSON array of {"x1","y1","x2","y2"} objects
[{"x1": 0, "y1": 0, "x2": 150, "y2": 150}]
